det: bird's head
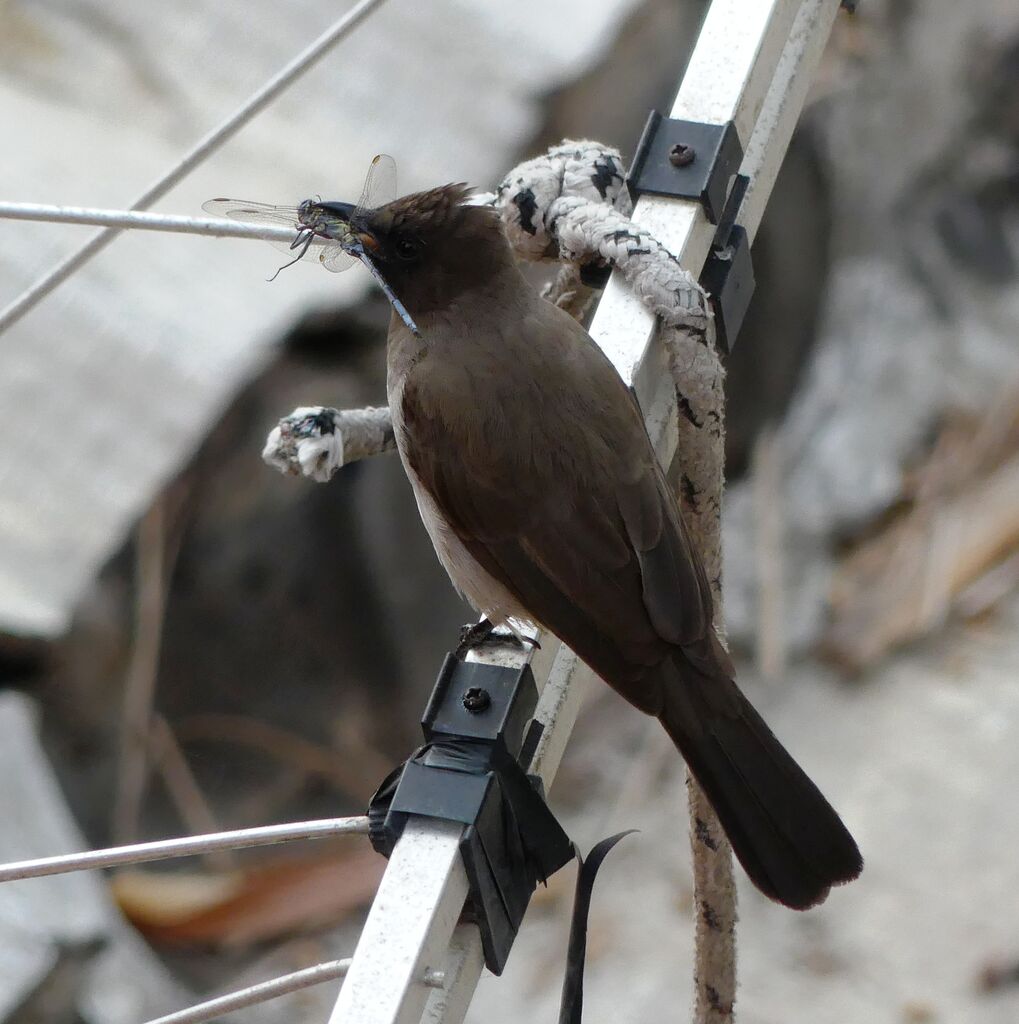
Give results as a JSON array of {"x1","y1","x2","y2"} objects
[{"x1": 319, "y1": 185, "x2": 514, "y2": 321}]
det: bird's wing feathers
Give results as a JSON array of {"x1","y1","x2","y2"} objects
[
  {"x1": 616, "y1": 468, "x2": 714, "y2": 646},
  {"x1": 400, "y1": 310, "x2": 715, "y2": 687}
]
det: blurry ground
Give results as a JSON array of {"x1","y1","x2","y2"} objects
[
  {"x1": 471, "y1": 594, "x2": 1019, "y2": 1024},
  {"x1": 111, "y1": 589, "x2": 1019, "y2": 1024}
]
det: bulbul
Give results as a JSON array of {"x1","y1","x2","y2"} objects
[{"x1": 333, "y1": 183, "x2": 863, "y2": 909}]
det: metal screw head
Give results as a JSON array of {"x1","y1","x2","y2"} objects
[
  {"x1": 462, "y1": 687, "x2": 491, "y2": 712},
  {"x1": 669, "y1": 143, "x2": 696, "y2": 167}
]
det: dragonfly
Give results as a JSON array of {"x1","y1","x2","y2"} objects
[{"x1": 202, "y1": 154, "x2": 419, "y2": 335}]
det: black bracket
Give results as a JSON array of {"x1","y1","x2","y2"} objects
[
  {"x1": 628, "y1": 112, "x2": 743, "y2": 224},
  {"x1": 627, "y1": 110, "x2": 755, "y2": 351},
  {"x1": 700, "y1": 173, "x2": 756, "y2": 354},
  {"x1": 367, "y1": 654, "x2": 574, "y2": 975}
]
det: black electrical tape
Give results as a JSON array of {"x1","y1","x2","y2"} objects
[
  {"x1": 558, "y1": 831, "x2": 637, "y2": 1024},
  {"x1": 371, "y1": 739, "x2": 571, "y2": 881}
]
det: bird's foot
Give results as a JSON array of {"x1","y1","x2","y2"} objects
[
  {"x1": 456, "y1": 619, "x2": 498, "y2": 657},
  {"x1": 455, "y1": 619, "x2": 540, "y2": 659}
]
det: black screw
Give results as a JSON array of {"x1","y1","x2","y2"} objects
[
  {"x1": 669, "y1": 144, "x2": 696, "y2": 167},
  {"x1": 462, "y1": 687, "x2": 491, "y2": 712}
]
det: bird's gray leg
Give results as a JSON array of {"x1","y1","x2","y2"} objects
[{"x1": 455, "y1": 619, "x2": 540, "y2": 659}]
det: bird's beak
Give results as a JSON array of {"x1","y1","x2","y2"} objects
[
  {"x1": 313, "y1": 200, "x2": 419, "y2": 338},
  {"x1": 314, "y1": 200, "x2": 380, "y2": 255}
]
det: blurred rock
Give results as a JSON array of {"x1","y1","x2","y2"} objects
[
  {"x1": 0, "y1": 692, "x2": 107, "y2": 1021},
  {"x1": 722, "y1": 0, "x2": 1019, "y2": 656},
  {"x1": 0, "y1": 692, "x2": 185, "y2": 1024}
]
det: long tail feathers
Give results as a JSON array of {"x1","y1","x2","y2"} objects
[{"x1": 655, "y1": 639, "x2": 862, "y2": 909}]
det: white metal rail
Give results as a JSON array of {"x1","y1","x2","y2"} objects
[
  {"x1": 0, "y1": 816, "x2": 369, "y2": 882},
  {"x1": 0, "y1": 203, "x2": 298, "y2": 243},
  {"x1": 142, "y1": 959, "x2": 443, "y2": 1024},
  {"x1": 331, "y1": 4, "x2": 843, "y2": 1024}
]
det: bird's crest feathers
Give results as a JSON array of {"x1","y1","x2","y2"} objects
[{"x1": 380, "y1": 183, "x2": 481, "y2": 230}]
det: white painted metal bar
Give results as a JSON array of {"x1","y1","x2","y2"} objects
[
  {"x1": 420, "y1": 925, "x2": 485, "y2": 1024},
  {"x1": 142, "y1": 959, "x2": 444, "y2": 1024},
  {"x1": 739, "y1": 0, "x2": 841, "y2": 243},
  {"x1": 0, "y1": 0, "x2": 389, "y2": 335},
  {"x1": 329, "y1": 3, "x2": 844, "y2": 1024},
  {"x1": 420, "y1": 643, "x2": 580, "y2": 1024},
  {"x1": 631, "y1": 0, "x2": 839, "y2": 470},
  {"x1": 0, "y1": 816, "x2": 369, "y2": 881},
  {"x1": 597, "y1": 0, "x2": 802, "y2": 393},
  {"x1": 0, "y1": 203, "x2": 297, "y2": 243},
  {"x1": 329, "y1": 635, "x2": 565, "y2": 1024},
  {"x1": 329, "y1": 818, "x2": 472, "y2": 1024}
]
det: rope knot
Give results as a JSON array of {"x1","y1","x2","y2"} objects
[
  {"x1": 495, "y1": 140, "x2": 630, "y2": 262},
  {"x1": 492, "y1": 139, "x2": 709, "y2": 330}
]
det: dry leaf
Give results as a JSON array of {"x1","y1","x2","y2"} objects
[{"x1": 113, "y1": 844, "x2": 384, "y2": 948}]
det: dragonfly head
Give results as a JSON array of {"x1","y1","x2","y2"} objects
[{"x1": 296, "y1": 198, "x2": 318, "y2": 222}]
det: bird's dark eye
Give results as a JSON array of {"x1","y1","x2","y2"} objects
[{"x1": 394, "y1": 238, "x2": 420, "y2": 261}]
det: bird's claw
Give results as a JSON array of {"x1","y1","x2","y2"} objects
[{"x1": 455, "y1": 619, "x2": 541, "y2": 659}]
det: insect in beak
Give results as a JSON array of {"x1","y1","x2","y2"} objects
[
  {"x1": 311, "y1": 200, "x2": 418, "y2": 335},
  {"x1": 266, "y1": 228, "x2": 316, "y2": 282},
  {"x1": 311, "y1": 201, "x2": 367, "y2": 251}
]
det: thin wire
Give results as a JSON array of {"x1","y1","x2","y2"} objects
[
  {"x1": 142, "y1": 959, "x2": 444, "y2": 1024},
  {"x1": 0, "y1": 816, "x2": 370, "y2": 881},
  {"x1": 0, "y1": 202, "x2": 297, "y2": 242},
  {"x1": 0, "y1": 0, "x2": 389, "y2": 335},
  {"x1": 147, "y1": 961, "x2": 353, "y2": 1024}
]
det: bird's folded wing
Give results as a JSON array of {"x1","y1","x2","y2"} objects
[{"x1": 401, "y1": 377, "x2": 715, "y2": 686}]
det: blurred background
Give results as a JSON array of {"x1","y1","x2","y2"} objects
[{"x1": 2, "y1": 0, "x2": 1019, "y2": 1021}]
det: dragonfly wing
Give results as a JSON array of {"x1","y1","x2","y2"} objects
[
  {"x1": 320, "y1": 244, "x2": 358, "y2": 273},
  {"x1": 201, "y1": 199, "x2": 304, "y2": 224},
  {"x1": 201, "y1": 199, "x2": 305, "y2": 255},
  {"x1": 356, "y1": 154, "x2": 397, "y2": 214}
]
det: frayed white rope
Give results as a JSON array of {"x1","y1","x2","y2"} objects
[
  {"x1": 263, "y1": 406, "x2": 393, "y2": 481},
  {"x1": 547, "y1": 196, "x2": 707, "y2": 328},
  {"x1": 265, "y1": 139, "x2": 709, "y2": 478}
]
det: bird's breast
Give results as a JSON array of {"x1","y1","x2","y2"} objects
[{"x1": 386, "y1": 367, "x2": 529, "y2": 627}]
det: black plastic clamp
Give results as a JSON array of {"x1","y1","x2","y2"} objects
[
  {"x1": 700, "y1": 173, "x2": 756, "y2": 354},
  {"x1": 627, "y1": 111, "x2": 743, "y2": 224},
  {"x1": 627, "y1": 110, "x2": 755, "y2": 350},
  {"x1": 367, "y1": 654, "x2": 574, "y2": 975}
]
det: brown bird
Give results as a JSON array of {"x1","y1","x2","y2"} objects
[{"x1": 329, "y1": 182, "x2": 862, "y2": 910}]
